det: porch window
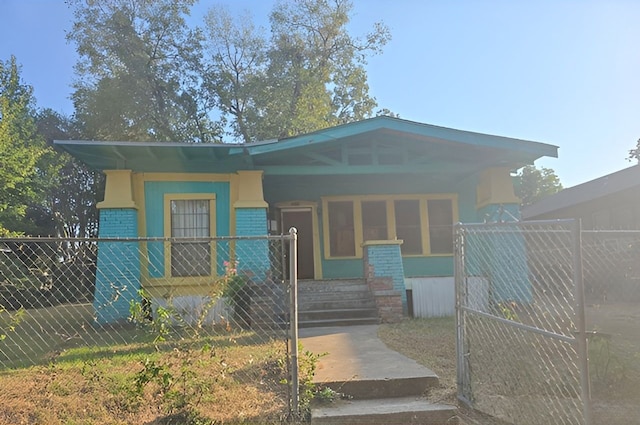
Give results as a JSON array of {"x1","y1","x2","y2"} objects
[
  {"x1": 328, "y1": 201, "x2": 355, "y2": 257},
  {"x1": 427, "y1": 199, "x2": 454, "y2": 254},
  {"x1": 323, "y1": 194, "x2": 457, "y2": 259},
  {"x1": 362, "y1": 201, "x2": 388, "y2": 241},
  {"x1": 394, "y1": 200, "x2": 422, "y2": 254},
  {"x1": 170, "y1": 199, "x2": 211, "y2": 277}
]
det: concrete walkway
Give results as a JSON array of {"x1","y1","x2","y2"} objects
[
  {"x1": 299, "y1": 324, "x2": 439, "y2": 396},
  {"x1": 299, "y1": 325, "x2": 458, "y2": 424}
]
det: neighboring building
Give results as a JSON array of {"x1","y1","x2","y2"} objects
[
  {"x1": 522, "y1": 165, "x2": 640, "y2": 229},
  {"x1": 56, "y1": 116, "x2": 558, "y2": 323}
]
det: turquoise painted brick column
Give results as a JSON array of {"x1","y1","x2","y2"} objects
[
  {"x1": 235, "y1": 208, "x2": 270, "y2": 282},
  {"x1": 475, "y1": 203, "x2": 532, "y2": 304},
  {"x1": 363, "y1": 241, "x2": 407, "y2": 313},
  {"x1": 94, "y1": 208, "x2": 141, "y2": 325}
]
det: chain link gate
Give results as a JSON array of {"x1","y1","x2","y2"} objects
[
  {"x1": 0, "y1": 230, "x2": 300, "y2": 418},
  {"x1": 455, "y1": 219, "x2": 591, "y2": 425}
]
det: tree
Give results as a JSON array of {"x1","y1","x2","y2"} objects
[
  {"x1": 67, "y1": 0, "x2": 218, "y2": 142},
  {"x1": 628, "y1": 138, "x2": 640, "y2": 163},
  {"x1": 513, "y1": 165, "x2": 563, "y2": 207},
  {"x1": 202, "y1": 0, "x2": 391, "y2": 142},
  {"x1": 0, "y1": 56, "x2": 50, "y2": 236},
  {"x1": 67, "y1": 0, "x2": 390, "y2": 144},
  {"x1": 36, "y1": 109, "x2": 104, "y2": 238}
]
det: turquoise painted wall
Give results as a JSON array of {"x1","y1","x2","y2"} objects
[
  {"x1": 94, "y1": 208, "x2": 141, "y2": 325},
  {"x1": 365, "y1": 243, "x2": 407, "y2": 310},
  {"x1": 473, "y1": 203, "x2": 532, "y2": 304},
  {"x1": 235, "y1": 208, "x2": 270, "y2": 281},
  {"x1": 264, "y1": 173, "x2": 479, "y2": 279},
  {"x1": 144, "y1": 181, "x2": 230, "y2": 278}
]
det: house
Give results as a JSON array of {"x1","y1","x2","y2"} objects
[
  {"x1": 55, "y1": 116, "x2": 558, "y2": 324},
  {"x1": 522, "y1": 164, "x2": 640, "y2": 229},
  {"x1": 522, "y1": 165, "x2": 640, "y2": 303}
]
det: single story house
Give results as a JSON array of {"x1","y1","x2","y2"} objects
[
  {"x1": 522, "y1": 164, "x2": 640, "y2": 229},
  {"x1": 55, "y1": 116, "x2": 558, "y2": 324}
]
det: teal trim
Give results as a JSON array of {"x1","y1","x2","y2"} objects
[
  {"x1": 403, "y1": 256, "x2": 453, "y2": 277},
  {"x1": 247, "y1": 116, "x2": 558, "y2": 158},
  {"x1": 260, "y1": 163, "x2": 460, "y2": 176},
  {"x1": 55, "y1": 116, "x2": 558, "y2": 174},
  {"x1": 94, "y1": 208, "x2": 141, "y2": 325},
  {"x1": 320, "y1": 257, "x2": 454, "y2": 280},
  {"x1": 144, "y1": 181, "x2": 230, "y2": 278}
]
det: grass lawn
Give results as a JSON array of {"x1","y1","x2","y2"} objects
[
  {"x1": 379, "y1": 315, "x2": 640, "y2": 425},
  {"x1": 0, "y1": 303, "x2": 302, "y2": 425}
]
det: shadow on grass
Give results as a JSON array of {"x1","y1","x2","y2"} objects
[{"x1": 1, "y1": 300, "x2": 290, "y2": 370}]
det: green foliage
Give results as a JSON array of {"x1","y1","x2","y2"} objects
[
  {"x1": 513, "y1": 164, "x2": 563, "y2": 207},
  {"x1": 588, "y1": 332, "x2": 631, "y2": 390},
  {"x1": 66, "y1": 0, "x2": 391, "y2": 144},
  {"x1": 129, "y1": 290, "x2": 181, "y2": 346},
  {"x1": 35, "y1": 109, "x2": 104, "y2": 238},
  {"x1": 0, "y1": 307, "x2": 25, "y2": 342},
  {"x1": 203, "y1": 0, "x2": 391, "y2": 142},
  {"x1": 628, "y1": 137, "x2": 640, "y2": 163},
  {"x1": 293, "y1": 346, "x2": 329, "y2": 420},
  {"x1": 220, "y1": 260, "x2": 247, "y2": 312},
  {"x1": 67, "y1": 0, "x2": 217, "y2": 143},
  {"x1": 0, "y1": 56, "x2": 52, "y2": 235},
  {"x1": 494, "y1": 302, "x2": 519, "y2": 322}
]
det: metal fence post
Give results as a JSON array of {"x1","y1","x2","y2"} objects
[
  {"x1": 454, "y1": 223, "x2": 467, "y2": 405},
  {"x1": 572, "y1": 219, "x2": 592, "y2": 425},
  {"x1": 288, "y1": 227, "x2": 299, "y2": 415}
]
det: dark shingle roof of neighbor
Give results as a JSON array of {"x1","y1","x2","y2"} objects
[{"x1": 522, "y1": 164, "x2": 640, "y2": 219}]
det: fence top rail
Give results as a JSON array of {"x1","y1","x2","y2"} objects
[
  {"x1": 0, "y1": 234, "x2": 292, "y2": 243},
  {"x1": 582, "y1": 230, "x2": 640, "y2": 236},
  {"x1": 455, "y1": 218, "x2": 576, "y2": 229}
]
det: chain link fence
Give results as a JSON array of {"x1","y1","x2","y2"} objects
[
  {"x1": 580, "y1": 230, "x2": 640, "y2": 424},
  {"x1": 455, "y1": 219, "x2": 591, "y2": 425},
  {"x1": 0, "y1": 233, "x2": 301, "y2": 420}
]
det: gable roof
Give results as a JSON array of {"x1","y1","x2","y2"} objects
[
  {"x1": 522, "y1": 165, "x2": 640, "y2": 219},
  {"x1": 54, "y1": 116, "x2": 558, "y2": 176}
]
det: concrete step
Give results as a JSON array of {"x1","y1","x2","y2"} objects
[
  {"x1": 298, "y1": 280, "x2": 369, "y2": 293},
  {"x1": 298, "y1": 298, "x2": 377, "y2": 311},
  {"x1": 299, "y1": 317, "x2": 380, "y2": 328},
  {"x1": 300, "y1": 308, "x2": 378, "y2": 322},
  {"x1": 317, "y1": 375, "x2": 439, "y2": 400},
  {"x1": 311, "y1": 397, "x2": 459, "y2": 425}
]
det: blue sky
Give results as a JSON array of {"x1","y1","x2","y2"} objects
[{"x1": 1, "y1": 0, "x2": 639, "y2": 188}]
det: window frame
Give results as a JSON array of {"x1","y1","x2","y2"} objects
[
  {"x1": 163, "y1": 193, "x2": 217, "y2": 278},
  {"x1": 321, "y1": 194, "x2": 458, "y2": 259}
]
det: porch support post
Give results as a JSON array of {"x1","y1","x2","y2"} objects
[
  {"x1": 363, "y1": 240, "x2": 408, "y2": 314},
  {"x1": 94, "y1": 170, "x2": 141, "y2": 325},
  {"x1": 475, "y1": 167, "x2": 531, "y2": 305},
  {"x1": 233, "y1": 171, "x2": 269, "y2": 281}
]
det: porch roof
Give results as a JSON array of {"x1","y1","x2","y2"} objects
[{"x1": 54, "y1": 116, "x2": 558, "y2": 176}]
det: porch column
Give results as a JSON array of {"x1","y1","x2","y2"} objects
[
  {"x1": 94, "y1": 170, "x2": 142, "y2": 325},
  {"x1": 233, "y1": 171, "x2": 270, "y2": 282},
  {"x1": 475, "y1": 167, "x2": 531, "y2": 304},
  {"x1": 363, "y1": 240, "x2": 408, "y2": 314}
]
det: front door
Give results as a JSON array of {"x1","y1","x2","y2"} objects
[{"x1": 281, "y1": 208, "x2": 315, "y2": 279}]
